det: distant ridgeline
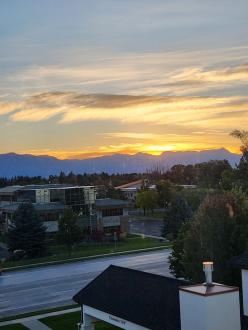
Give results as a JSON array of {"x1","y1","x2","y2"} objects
[{"x1": 0, "y1": 148, "x2": 240, "y2": 178}]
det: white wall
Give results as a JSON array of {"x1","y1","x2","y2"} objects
[
  {"x1": 180, "y1": 290, "x2": 241, "y2": 330},
  {"x1": 83, "y1": 305, "x2": 149, "y2": 330},
  {"x1": 242, "y1": 269, "x2": 248, "y2": 316},
  {"x1": 102, "y1": 216, "x2": 121, "y2": 227},
  {"x1": 84, "y1": 187, "x2": 96, "y2": 205},
  {"x1": 35, "y1": 189, "x2": 50, "y2": 203}
]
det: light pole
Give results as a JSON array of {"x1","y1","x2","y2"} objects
[
  {"x1": 87, "y1": 189, "x2": 93, "y2": 235},
  {"x1": 114, "y1": 231, "x2": 117, "y2": 250}
]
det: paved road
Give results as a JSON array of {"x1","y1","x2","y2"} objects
[
  {"x1": 128, "y1": 218, "x2": 164, "y2": 237},
  {"x1": 0, "y1": 249, "x2": 171, "y2": 318}
]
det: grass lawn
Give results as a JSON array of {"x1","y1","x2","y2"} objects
[
  {"x1": 2, "y1": 237, "x2": 169, "y2": 269},
  {"x1": 0, "y1": 305, "x2": 78, "y2": 323},
  {"x1": 41, "y1": 311, "x2": 118, "y2": 330},
  {"x1": 131, "y1": 211, "x2": 165, "y2": 219},
  {"x1": 0, "y1": 325, "x2": 28, "y2": 330}
]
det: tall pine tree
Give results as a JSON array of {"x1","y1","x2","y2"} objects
[{"x1": 7, "y1": 203, "x2": 47, "y2": 258}]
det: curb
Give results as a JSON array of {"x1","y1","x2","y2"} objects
[{"x1": 2, "y1": 245, "x2": 171, "y2": 273}]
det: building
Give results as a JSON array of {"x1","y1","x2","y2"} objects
[
  {"x1": 73, "y1": 262, "x2": 247, "y2": 330},
  {"x1": 0, "y1": 184, "x2": 96, "y2": 233},
  {"x1": 0, "y1": 202, "x2": 65, "y2": 233},
  {"x1": 115, "y1": 179, "x2": 156, "y2": 202},
  {"x1": 95, "y1": 198, "x2": 129, "y2": 234}
]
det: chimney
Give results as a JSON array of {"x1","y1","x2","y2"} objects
[
  {"x1": 241, "y1": 269, "x2": 248, "y2": 316},
  {"x1": 179, "y1": 261, "x2": 241, "y2": 330}
]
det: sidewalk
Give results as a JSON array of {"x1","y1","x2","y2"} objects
[
  {"x1": 22, "y1": 319, "x2": 52, "y2": 330},
  {"x1": 0, "y1": 307, "x2": 81, "y2": 328}
]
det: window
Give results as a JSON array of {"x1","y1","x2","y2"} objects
[{"x1": 102, "y1": 208, "x2": 123, "y2": 217}]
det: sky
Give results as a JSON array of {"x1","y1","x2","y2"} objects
[{"x1": 0, "y1": 0, "x2": 247, "y2": 159}]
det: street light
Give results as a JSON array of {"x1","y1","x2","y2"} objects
[{"x1": 114, "y1": 231, "x2": 117, "y2": 250}]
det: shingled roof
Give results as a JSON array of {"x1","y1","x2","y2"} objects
[{"x1": 73, "y1": 265, "x2": 188, "y2": 330}]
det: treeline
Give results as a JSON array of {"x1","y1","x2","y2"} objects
[
  {"x1": 0, "y1": 172, "x2": 145, "y2": 188},
  {"x1": 167, "y1": 130, "x2": 248, "y2": 286},
  {"x1": 0, "y1": 159, "x2": 237, "y2": 190}
]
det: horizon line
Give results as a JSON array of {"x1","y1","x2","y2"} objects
[{"x1": 0, "y1": 147, "x2": 241, "y2": 161}]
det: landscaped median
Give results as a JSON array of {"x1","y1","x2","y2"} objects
[{"x1": 1, "y1": 237, "x2": 170, "y2": 272}]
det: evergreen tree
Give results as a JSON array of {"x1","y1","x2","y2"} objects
[
  {"x1": 169, "y1": 222, "x2": 192, "y2": 278},
  {"x1": 7, "y1": 203, "x2": 47, "y2": 258},
  {"x1": 169, "y1": 192, "x2": 248, "y2": 285},
  {"x1": 163, "y1": 197, "x2": 192, "y2": 239}
]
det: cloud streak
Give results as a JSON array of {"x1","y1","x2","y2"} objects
[
  {"x1": 5, "y1": 48, "x2": 248, "y2": 97},
  {"x1": 0, "y1": 91, "x2": 246, "y2": 135}
]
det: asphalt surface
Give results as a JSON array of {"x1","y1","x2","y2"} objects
[
  {"x1": 128, "y1": 218, "x2": 164, "y2": 237},
  {"x1": 0, "y1": 249, "x2": 171, "y2": 318}
]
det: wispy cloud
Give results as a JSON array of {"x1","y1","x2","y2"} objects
[
  {"x1": 5, "y1": 47, "x2": 248, "y2": 97},
  {"x1": 0, "y1": 102, "x2": 19, "y2": 115},
  {"x1": 0, "y1": 91, "x2": 247, "y2": 136},
  {"x1": 102, "y1": 132, "x2": 163, "y2": 140}
]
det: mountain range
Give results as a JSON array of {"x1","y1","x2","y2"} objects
[{"x1": 0, "y1": 149, "x2": 240, "y2": 178}]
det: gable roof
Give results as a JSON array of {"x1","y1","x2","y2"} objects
[{"x1": 73, "y1": 265, "x2": 188, "y2": 330}]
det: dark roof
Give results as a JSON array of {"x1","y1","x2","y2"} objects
[
  {"x1": 0, "y1": 184, "x2": 95, "y2": 193},
  {"x1": 0, "y1": 202, "x2": 65, "y2": 213},
  {"x1": 73, "y1": 265, "x2": 188, "y2": 330},
  {"x1": 95, "y1": 198, "x2": 128, "y2": 208},
  {"x1": 242, "y1": 315, "x2": 248, "y2": 329},
  {"x1": 230, "y1": 251, "x2": 248, "y2": 270}
]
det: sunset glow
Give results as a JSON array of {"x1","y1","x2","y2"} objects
[{"x1": 0, "y1": 1, "x2": 247, "y2": 159}]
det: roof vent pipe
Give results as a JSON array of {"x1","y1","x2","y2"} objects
[{"x1": 203, "y1": 261, "x2": 214, "y2": 286}]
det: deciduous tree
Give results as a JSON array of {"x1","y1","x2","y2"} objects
[
  {"x1": 58, "y1": 209, "x2": 81, "y2": 256},
  {"x1": 136, "y1": 190, "x2": 158, "y2": 215}
]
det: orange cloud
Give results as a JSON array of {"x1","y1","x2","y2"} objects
[
  {"x1": 0, "y1": 102, "x2": 19, "y2": 115},
  {"x1": 4, "y1": 92, "x2": 247, "y2": 132},
  {"x1": 1, "y1": 91, "x2": 245, "y2": 158}
]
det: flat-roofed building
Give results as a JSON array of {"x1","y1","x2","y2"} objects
[
  {"x1": 0, "y1": 184, "x2": 97, "y2": 233},
  {"x1": 95, "y1": 198, "x2": 129, "y2": 235}
]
